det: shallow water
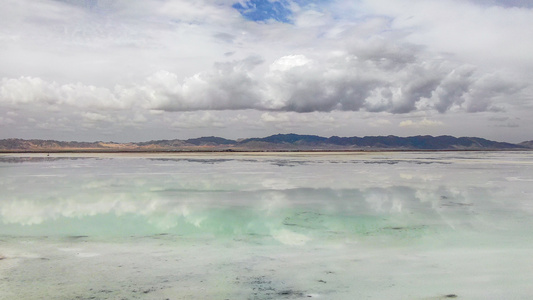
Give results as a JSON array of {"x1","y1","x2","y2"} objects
[{"x1": 0, "y1": 152, "x2": 532, "y2": 299}]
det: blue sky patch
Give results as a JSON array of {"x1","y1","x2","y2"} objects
[{"x1": 233, "y1": 0, "x2": 293, "y2": 23}]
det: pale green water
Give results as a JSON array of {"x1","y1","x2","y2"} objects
[{"x1": 0, "y1": 152, "x2": 532, "y2": 299}]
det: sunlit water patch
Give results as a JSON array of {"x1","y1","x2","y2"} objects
[{"x1": 0, "y1": 152, "x2": 532, "y2": 299}]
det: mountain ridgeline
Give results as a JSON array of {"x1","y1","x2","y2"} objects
[{"x1": 1, "y1": 134, "x2": 530, "y2": 152}]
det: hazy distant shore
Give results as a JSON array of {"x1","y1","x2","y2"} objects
[
  {"x1": 1, "y1": 148, "x2": 529, "y2": 154},
  {"x1": 1, "y1": 134, "x2": 530, "y2": 153}
]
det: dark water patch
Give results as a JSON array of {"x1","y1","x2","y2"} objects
[
  {"x1": 441, "y1": 201, "x2": 473, "y2": 207},
  {"x1": 0, "y1": 157, "x2": 97, "y2": 164},
  {"x1": 239, "y1": 275, "x2": 310, "y2": 299},
  {"x1": 364, "y1": 225, "x2": 431, "y2": 239},
  {"x1": 361, "y1": 160, "x2": 450, "y2": 165},
  {"x1": 67, "y1": 235, "x2": 89, "y2": 239},
  {"x1": 148, "y1": 158, "x2": 233, "y2": 164},
  {"x1": 411, "y1": 160, "x2": 451, "y2": 165},
  {"x1": 277, "y1": 289, "x2": 306, "y2": 298},
  {"x1": 268, "y1": 160, "x2": 308, "y2": 167},
  {"x1": 364, "y1": 160, "x2": 400, "y2": 165},
  {"x1": 239, "y1": 159, "x2": 260, "y2": 163},
  {"x1": 145, "y1": 233, "x2": 176, "y2": 240},
  {"x1": 153, "y1": 188, "x2": 233, "y2": 193},
  {"x1": 381, "y1": 225, "x2": 427, "y2": 231},
  {"x1": 282, "y1": 211, "x2": 325, "y2": 230}
]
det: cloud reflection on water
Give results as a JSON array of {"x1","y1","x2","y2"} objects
[{"x1": 2, "y1": 154, "x2": 529, "y2": 245}]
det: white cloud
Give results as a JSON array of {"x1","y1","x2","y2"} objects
[
  {"x1": 0, "y1": 77, "x2": 123, "y2": 109},
  {"x1": 261, "y1": 112, "x2": 290, "y2": 123},
  {"x1": 361, "y1": 0, "x2": 533, "y2": 77},
  {"x1": 83, "y1": 112, "x2": 111, "y2": 122},
  {"x1": 0, "y1": 117, "x2": 15, "y2": 125},
  {"x1": 170, "y1": 111, "x2": 227, "y2": 129},
  {"x1": 368, "y1": 119, "x2": 392, "y2": 127},
  {"x1": 259, "y1": 111, "x2": 338, "y2": 131},
  {"x1": 269, "y1": 55, "x2": 312, "y2": 72},
  {"x1": 0, "y1": 1, "x2": 528, "y2": 116},
  {"x1": 399, "y1": 118, "x2": 444, "y2": 128},
  {"x1": 0, "y1": 50, "x2": 524, "y2": 118},
  {"x1": 0, "y1": 0, "x2": 532, "y2": 142}
]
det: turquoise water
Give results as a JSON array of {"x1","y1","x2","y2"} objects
[{"x1": 0, "y1": 152, "x2": 532, "y2": 299}]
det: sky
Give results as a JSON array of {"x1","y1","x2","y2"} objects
[{"x1": 0, "y1": 0, "x2": 532, "y2": 142}]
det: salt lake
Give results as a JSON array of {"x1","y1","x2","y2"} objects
[{"x1": 0, "y1": 151, "x2": 532, "y2": 299}]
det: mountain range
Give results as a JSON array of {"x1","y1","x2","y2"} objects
[{"x1": 1, "y1": 134, "x2": 532, "y2": 152}]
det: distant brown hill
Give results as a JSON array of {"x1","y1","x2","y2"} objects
[
  {"x1": 519, "y1": 140, "x2": 533, "y2": 148},
  {"x1": 0, "y1": 134, "x2": 529, "y2": 152}
]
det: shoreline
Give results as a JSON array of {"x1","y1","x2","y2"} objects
[
  {"x1": 0, "y1": 148, "x2": 530, "y2": 154},
  {"x1": 2, "y1": 149, "x2": 533, "y2": 162}
]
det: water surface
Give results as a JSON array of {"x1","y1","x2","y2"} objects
[{"x1": 1, "y1": 152, "x2": 532, "y2": 299}]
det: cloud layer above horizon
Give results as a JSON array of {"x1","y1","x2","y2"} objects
[{"x1": 1, "y1": 0, "x2": 532, "y2": 142}]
